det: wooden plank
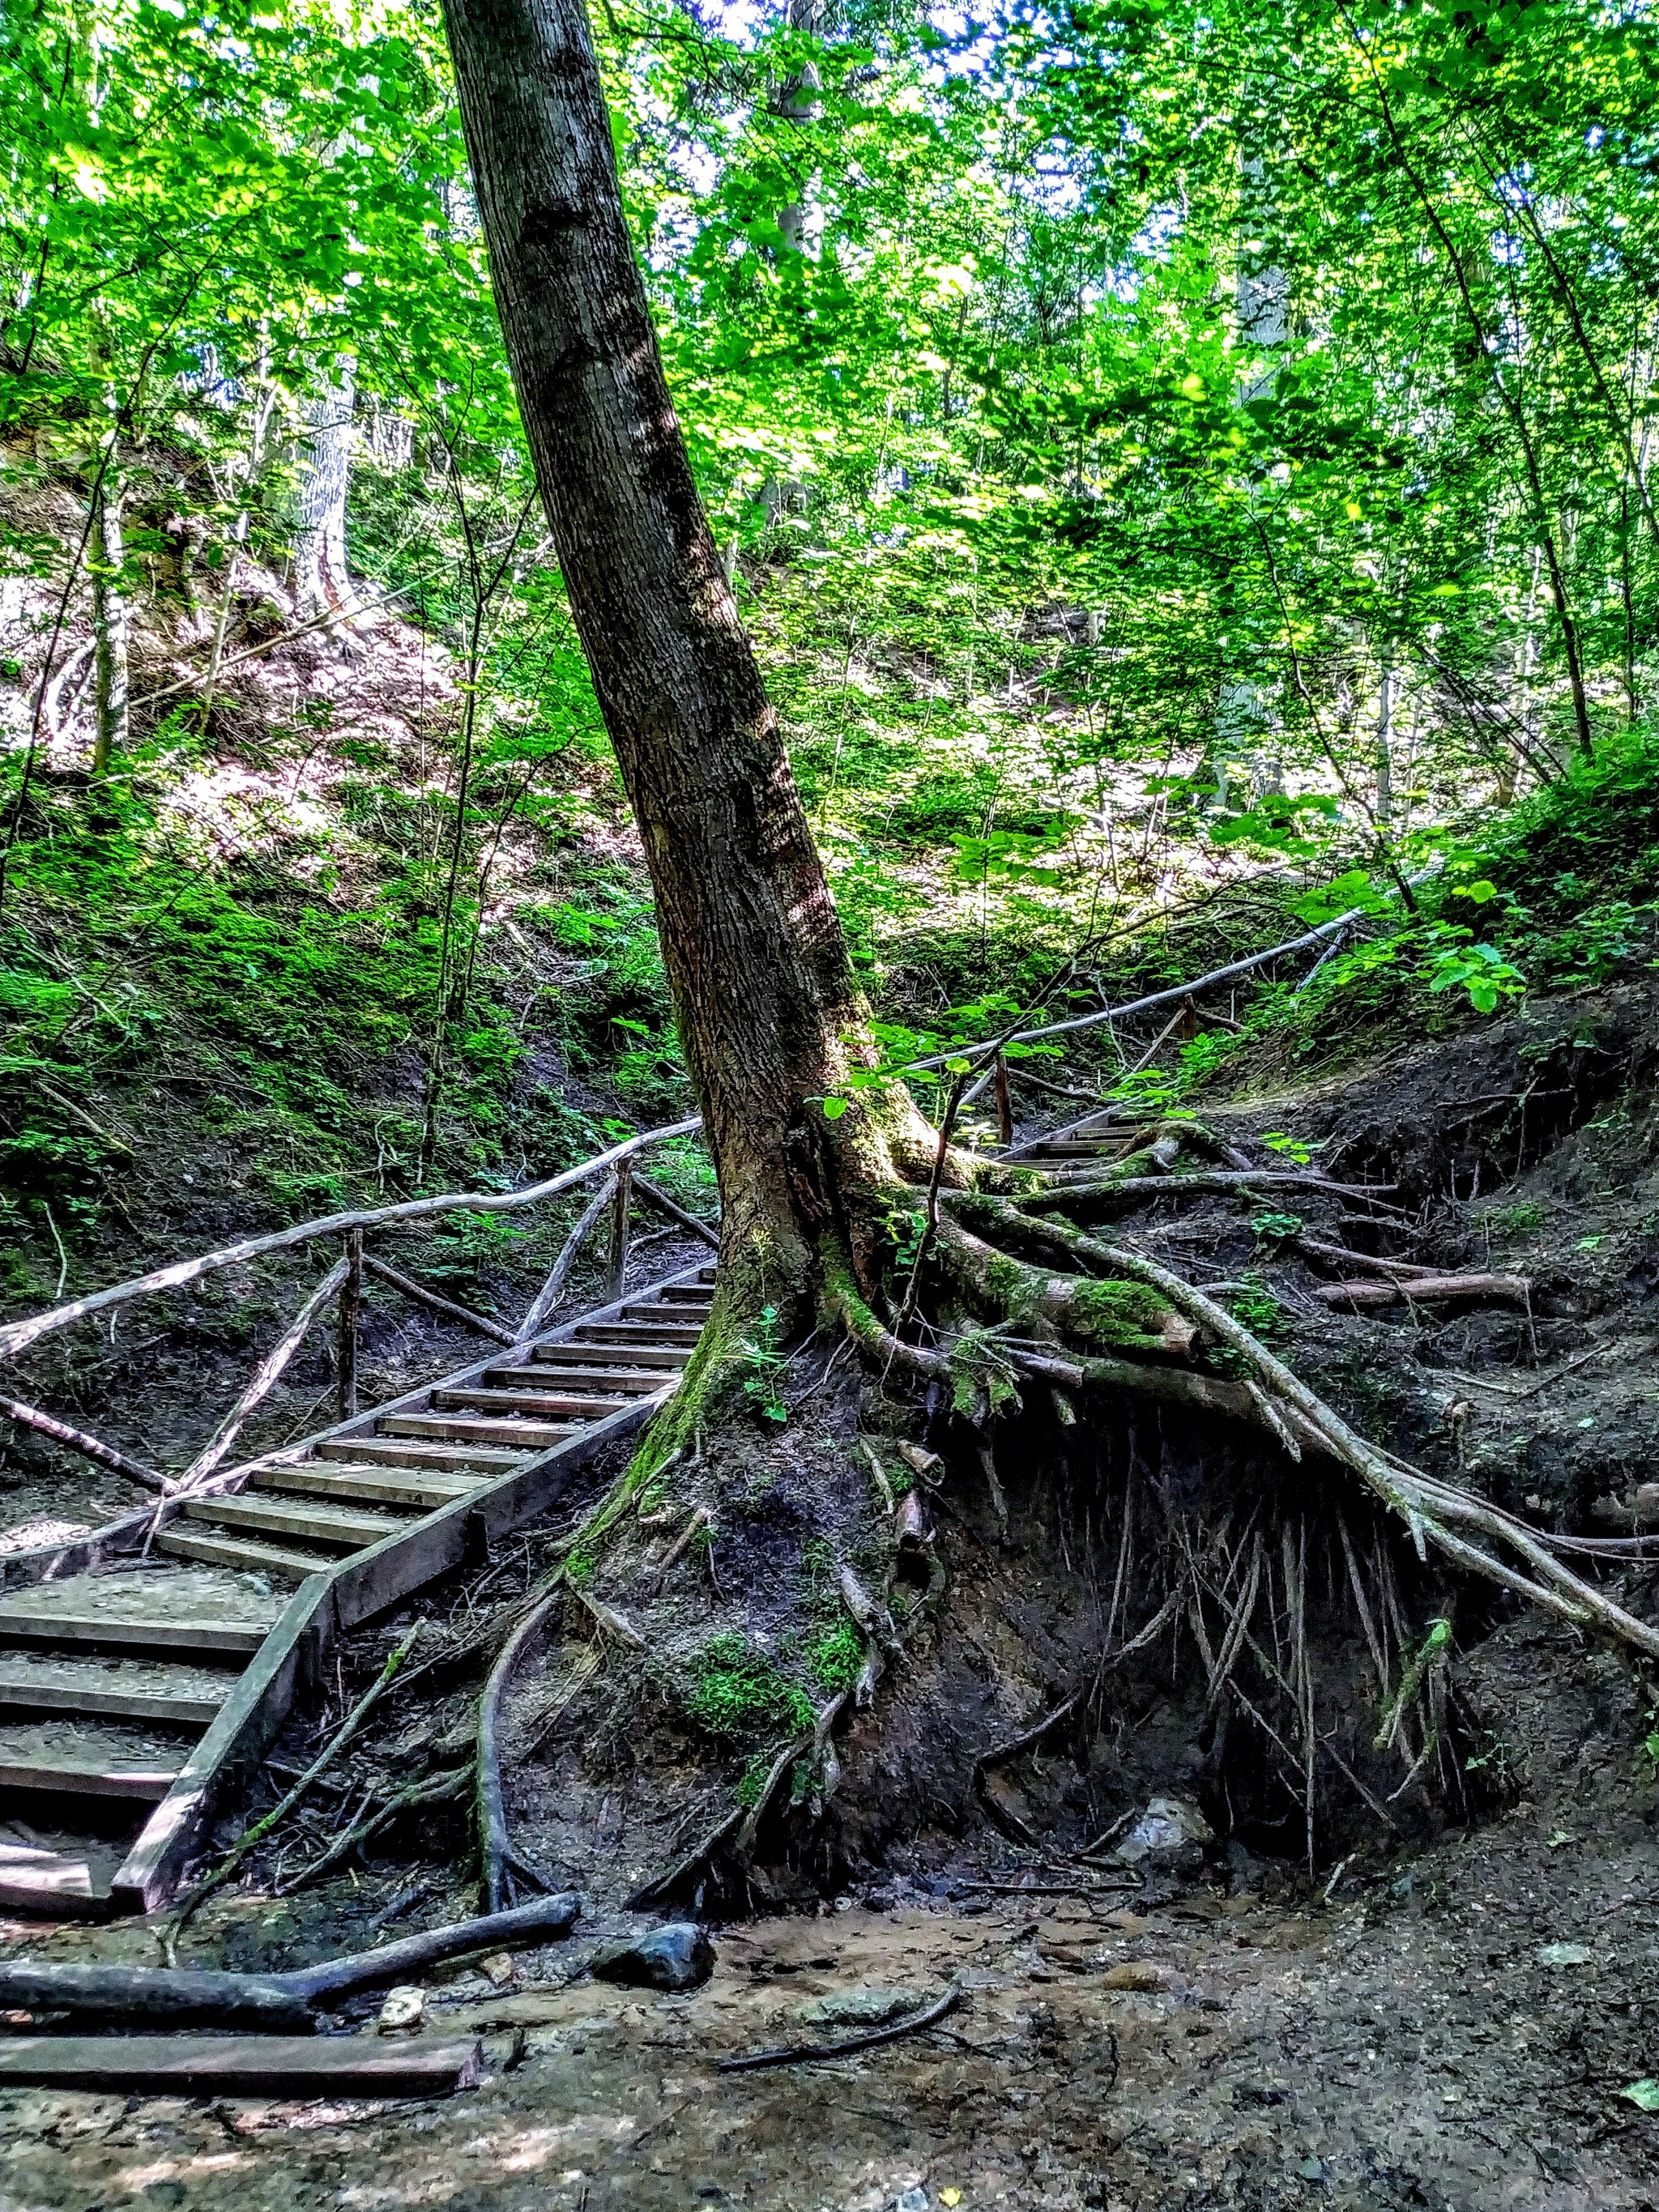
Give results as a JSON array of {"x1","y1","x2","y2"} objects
[
  {"x1": 0, "y1": 1843, "x2": 104, "y2": 1916},
  {"x1": 576, "y1": 1322, "x2": 702, "y2": 1345},
  {"x1": 112, "y1": 1574, "x2": 335, "y2": 1916},
  {"x1": 380, "y1": 1413, "x2": 581, "y2": 1449},
  {"x1": 0, "y1": 1609, "x2": 270, "y2": 1659},
  {"x1": 534, "y1": 1342, "x2": 686, "y2": 1370},
  {"x1": 316, "y1": 1437, "x2": 529, "y2": 1473},
  {"x1": 433, "y1": 1387, "x2": 630, "y2": 1419},
  {"x1": 484, "y1": 1364, "x2": 662, "y2": 1393},
  {"x1": 0, "y1": 1653, "x2": 230, "y2": 1728},
  {"x1": 0, "y1": 1741, "x2": 181, "y2": 1800},
  {"x1": 0, "y1": 2035, "x2": 486, "y2": 2097},
  {"x1": 254, "y1": 1463, "x2": 483, "y2": 1511},
  {"x1": 184, "y1": 1494, "x2": 405, "y2": 1549},
  {"x1": 155, "y1": 1528, "x2": 337, "y2": 1580}
]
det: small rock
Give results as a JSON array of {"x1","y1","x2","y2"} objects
[
  {"x1": 1102, "y1": 1961, "x2": 1164, "y2": 1992},
  {"x1": 1537, "y1": 1941, "x2": 1594, "y2": 1968},
  {"x1": 895, "y1": 2191, "x2": 930, "y2": 2212},
  {"x1": 481, "y1": 1952, "x2": 518, "y2": 1988},
  {"x1": 1114, "y1": 1796, "x2": 1216, "y2": 1872},
  {"x1": 376, "y1": 1985, "x2": 426, "y2": 2033},
  {"x1": 795, "y1": 1986, "x2": 927, "y2": 2030},
  {"x1": 591, "y1": 1922, "x2": 715, "y2": 1993}
]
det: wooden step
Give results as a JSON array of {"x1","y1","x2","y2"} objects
[
  {"x1": 656, "y1": 1286, "x2": 715, "y2": 1304},
  {"x1": 484, "y1": 1364, "x2": 665, "y2": 1396},
  {"x1": 379, "y1": 1413, "x2": 581, "y2": 1451},
  {"x1": 0, "y1": 2032, "x2": 487, "y2": 2099},
  {"x1": 182, "y1": 1493, "x2": 405, "y2": 1551},
  {"x1": 0, "y1": 1843, "x2": 104, "y2": 1912},
  {"x1": 0, "y1": 1721, "x2": 186, "y2": 1801},
  {"x1": 433, "y1": 1386, "x2": 631, "y2": 1420},
  {"x1": 528, "y1": 1341, "x2": 687, "y2": 1372},
  {"x1": 155, "y1": 1526, "x2": 339, "y2": 1580},
  {"x1": 315, "y1": 1436, "x2": 531, "y2": 1474},
  {"x1": 619, "y1": 1301, "x2": 707, "y2": 1324},
  {"x1": 576, "y1": 1321, "x2": 702, "y2": 1346},
  {"x1": 0, "y1": 1606, "x2": 271, "y2": 1660},
  {"x1": 254, "y1": 1462, "x2": 484, "y2": 1511},
  {"x1": 0, "y1": 1652, "x2": 231, "y2": 1728}
]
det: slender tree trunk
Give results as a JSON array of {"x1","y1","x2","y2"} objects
[
  {"x1": 776, "y1": 0, "x2": 824, "y2": 256},
  {"x1": 91, "y1": 475, "x2": 128, "y2": 776},
  {"x1": 439, "y1": 0, "x2": 929, "y2": 1316},
  {"x1": 293, "y1": 360, "x2": 356, "y2": 624}
]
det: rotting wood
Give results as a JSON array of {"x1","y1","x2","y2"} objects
[
  {"x1": 716, "y1": 1981, "x2": 962, "y2": 2071},
  {"x1": 1313, "y1": 1272, "x2": 1531, "y2": 1309},
  {"x1": 0, "y1": 1395, "x2": 167, "y2": 1490},
  {"x1": 0, "y1": 2033, "x2": 487, "y2": 2099},
  {"x1": 0, "y1": 1963, "x2": 316, "y2": 2033},
  {"x1": 361, "y1": 1255, "x2": 516, "y2": 1345}
]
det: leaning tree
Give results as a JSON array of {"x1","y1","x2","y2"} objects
[{"x1": 439, "y1": 0, "x2": 1659, "y2": 1903}]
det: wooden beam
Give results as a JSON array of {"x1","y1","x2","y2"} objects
[
  {"x1": 338, "y1": 1229, "x2": 362, "y2": 1419},
  {"x1": 0, "y1": 1116, "x2": 702, "y2": 1366},
  {"x1": 633, "y1": 1174, "x2": 720, "y2": 1249},
  {"x1": 0, "y1": 1395, "x2": 166, "y2": 1491},
  {"x1": 360, "y1": 1254, "x2": 515, "y2": 1345},
  {"x1": 514, "y1": 1173, "x2": 615, "y2": 1341},
  {"x1": 0, "y1": 2035, "x2": 486, "y2": 2098},
  {"x1": 177, "y1": 1257, "x2": 349, "y2": 1490}
]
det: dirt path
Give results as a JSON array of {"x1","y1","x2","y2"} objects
[{"x1": 6, "y1": 1775, "x2": 1657, "y2": 2212}]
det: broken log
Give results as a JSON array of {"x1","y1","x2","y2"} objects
[
  {"x1": 0, "y1": 2034, "x2": 486, "y2": 2099},
  {"x1": 11, "y1": 1894, "x2": 582, "y2": 2033},
  {"x1": 1313, "y1": 1272, "x2": 1530, "y2": 1310},
  {"x1": 0, "y1": 1963, "x2": 315, "y2": 2034}
]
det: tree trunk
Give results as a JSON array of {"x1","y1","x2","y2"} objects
[
  {"x1": 91, "y1": 477, "x2": 128, "y2": 777},
  {"x1": 293, "y1": 360, "x2": 356, "y2": 624},
  {"x1": 776, "y1": 0, "x2": 825, "y2": 257},
  {"x1": 439, "y1": 0, "x2": 928, "y2": 1318}
]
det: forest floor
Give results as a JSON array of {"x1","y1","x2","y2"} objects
[{"x1": 3, "y1": 1602, "x2": 1657, "y2": 2212}]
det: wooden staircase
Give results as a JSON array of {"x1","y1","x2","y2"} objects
[{"x1": 0, "y1": 1268, "x2": 714, "y2": 1917}]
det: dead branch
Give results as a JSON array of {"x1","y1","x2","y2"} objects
[
  {"x1": 1293, "y1": 1235, "x2": 1436, "y2": 1281},
  {"x1": 1313, "y1": 1272, "x2": 1531, "y2": 1310},
  {"x1": 279, "y1": 1766, "x2": 473, "y2": 1893},
  {"x1": 360, "y1": 1254, "x2": 516, "y2": 1344},
  {"x1": 164, "y1": 1621, "x2": 423, "y2": 1956},
  {"x1": 716, "y1": 1981, "x2": 962, "y2": 2071},
  {"x1": 1025, "y1": 1170, "x2": 1401, "y2": 1208},
  {"x1": 0, "y1": 1395, "x2": 167, "y2": 1490},
  {"x1": 633, "y1": 1174, "x2": 720, "y2": 1249}
]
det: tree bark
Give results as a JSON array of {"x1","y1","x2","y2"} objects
[
  {"x1": 91, "y1": 478, "x2": 128, "y2": 776},
  {"x1": 440, "y1": 0, "x2": 928, "y2": 1317},
  {"x1": 293, "y1": 360, "x2": 356, "y2": 624}
]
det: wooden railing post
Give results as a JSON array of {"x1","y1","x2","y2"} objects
[
  {"x1": 994, "y1": 1052, "x2": 1013, "y2": 1147},
  {"x1": 607, "y1": 1157, "x2": 633, "y2": 1302},
  {"x1": 338, "y1": 1230, "x2": 362, "y2": 1420}
]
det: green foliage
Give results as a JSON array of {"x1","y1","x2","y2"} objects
[
  {"x1": 739, "y1": 1304, "x2": 790, "y2": 1424},
  {"x1": 684, "y1": 1634, "x2": 813, "y2": 1741},
  {"x1": 804, "y1": 1617, "x2": 864, "y2": 1694},
  {"x1": 1480, "y1": 1202, "x2": 1546, "y2": 1239}
]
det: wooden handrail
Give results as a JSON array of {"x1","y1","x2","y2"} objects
[{"x1": 0, "y1": 1117, "x2": 702, "y2": 1367}]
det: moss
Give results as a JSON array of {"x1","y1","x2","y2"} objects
[
  {"x1": 684, "y1": 1633, "x2": 814, "y2": 1741},
  {"x1": 804, "y1": 1617, "x2": 864, "y2": 1693},
  {"x1": 1061, "y1": 1277, "x2": 1179, "y2": 1350}
]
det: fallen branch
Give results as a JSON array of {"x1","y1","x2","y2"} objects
[
  {"x1": 1293, "y1": 1235, "x2": 1436, "y2": 1281},
  {"x1": 277, "y1": 1766, "x2": 473, "y2": 1894},
  {"x1": 361, "y1": 1255, "x2": 516, "y2": 1345},
  {"x1": 1026, "y1": 1170, "x2": 1400, "y2": 1208},
  {"x1": 716, "y1": 1981, "x2": 962, "y2": 2071},
  {"x1": 13, "y1": 1894, "x2": 582, "y2": 2031},
  {"x1": 1313, "y1": 1272, "x2": 1530, "y2": 1310},
  {"x1": 164, "y1": 1621, "x2": 422, "y2": 1955},
  {"x1": 0, "y1": 1395, "x2": 167, "y2": 1490}
]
